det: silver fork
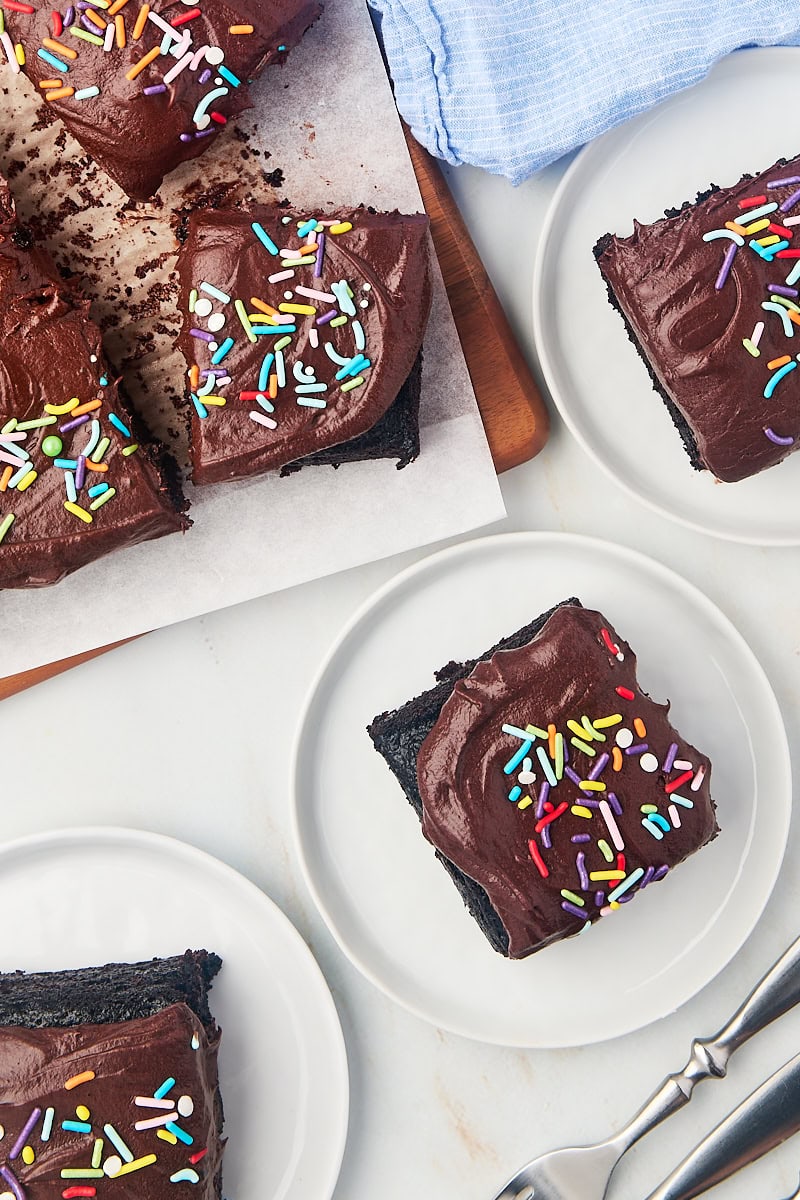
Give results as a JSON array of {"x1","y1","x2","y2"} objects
[{"x1": 491, "y1": 934, "x2": 800, "y2": 1200}]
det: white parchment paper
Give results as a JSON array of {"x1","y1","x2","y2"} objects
[{"x1": 0, "y1": 0, "x2": 505, "y2": 676}]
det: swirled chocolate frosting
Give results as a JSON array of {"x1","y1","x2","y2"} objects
[
  {"x1": 175, "y1": 205, "x2": 432, "y2": 483},
  {"x1": 416, "y1": 604, "x2": 718, "y2": 959},
  {"x1": 3, "y1": 0, "x2": 321, "y2": 201},
  {"x1": 595, "y1": 155, "x2": 800, "y2": 483}
]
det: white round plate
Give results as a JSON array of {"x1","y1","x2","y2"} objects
[
  {"x1": 0, "y1": 828, "x2": 348, "y2": 1200},
  {"x1": 292, "y1": 532, "x2": 790, "y2": 1047},
  {"x1": 534, "y1": 48, "x2": 800, "y2": 544}
]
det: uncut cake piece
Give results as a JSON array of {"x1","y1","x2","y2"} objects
[
  {"x1": 2, "y1": 0, "x2": 322, "y2": 201},
  {"x1": 368, "y1": 601, "x2": 718, "y2": 961},
  {"x1": 0, "y1": 174, "x2": 189, "y2": 589},
  {"x1": 0, "y1": 950, "x2": 224, "y2": 1199},
  {"x1": 175, "y1": 204, "x2": 432, "y2": 484},
  {"x1": 595, "y1": 155, "x2": 800, "y2": 483}
]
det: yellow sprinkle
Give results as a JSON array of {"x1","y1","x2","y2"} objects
[
  {"x1": 126, "y1": 44, "x2": 160, "y2": 79},
  {"x1": 43, "y1": 36, "x2": 77, "y2": 58},
  {"x1": 115, "y1": 13, "x2": 126, "y2": 47},
  {"x1": 579, "y1": 780, "x2": 606, "y2": 792},
  {"x1": 329, "y1": 222, "x2": 353, "y2": 234},
  {"x1": 44, "y1": 396, "x2": 78, "y2": 416},
  {"x1": 609, "y1": 900, "x2": 621, "y2": 910},
  {"x1": 64, "y1": 501, "x2": 92, "y2": 524},
  {"x1": 21, "y1": 1147, "x2": 34, "y2": 1166},
  {"x1": 590, "y1": 870, "x2": 626, "y2": 881},
  {"x1": 247, "y1": 313, "x2": 279, "y2": 324},
  {"x1": 16, "y1": 470, "x2": 37, "y2": 492},
  {"x1": 757, "y1": 235, "x2": 781, "y2": 248},
  {"x1": 131, "y1": 0, "x2": 148, "y2": 35},
  {"x1": 14, "y1": 42, "x2": 24, "y2": 65},
  {"x1": 593, "y1": 714, "x2": 622, "y2": 728},
  {"x1": 517, "y1": 796, "x2": 533, "y2": 810},
  {"x1": 571, "y1": 805, "x2": 593, "y2": 819},
  {"x1": 279, "y1": 303, "x2": 316, "y2": 315},
  {"x1": 234, "y1": 298, "x2": 256, "y2": 343},
  {"x1": 115, "y1": 1155, "x2": 157, "y2": 1177},
  {"x1": 45, "y1": 87, "x2": 75, "y2": 101},
  {"x1": 75, "y1": 1105, "x2": 90, "y2": 1122},
  {"x1": 743, "y1": 218, "x2": 770, "y2": 235},
  {"x1": 157, "y1": 1130, "x2": 178, "y2": 1146},
  {"x1": 65, "y1": 1070, "x2": 95, "y2": 1090},
  {"x1": 228, "y1": 23, "x2": 254, "y2": 32},
  {"x1": 201, "y1": 395, "x2": 227, "y2": 407}
]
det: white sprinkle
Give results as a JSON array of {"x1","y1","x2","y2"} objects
[
  {"x1": 207, "y1": 312, "x2": 226, "y2": 333},
  {"x1": 103, "y1": 1157, "x2": 123, "y2": 1178},
  {"x1": 615, "y1": 727, "x2": 634, "y2": 749},
  {"x1": 204, "y1": 45, "x2": 224, "y2": 65},
  {"x1": 639, "y1": 753, "x2": 659, "y2": 773},
  {"x1": 103, "y1": 20, "x2": 115, "y2": 49},
  {"x1": 250, "y1": 410, "x2": 278, "y2": 430},
  {"x1": 668, "y1": 804, "x2": 681, "y2": 829},
  {"x1": 177, "y1": 1096, "x2": 194, "y2": 1119},
  {"x1": 194, "y1": 297, "x2": 213, "y2": 318},
  {"x1": 309, "y1": 329, "x2": 319, "y2": 349}
]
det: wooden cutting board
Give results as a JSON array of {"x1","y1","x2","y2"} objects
[{"x1": 0, "y1": 138, "x2": 549, "y2": 703}]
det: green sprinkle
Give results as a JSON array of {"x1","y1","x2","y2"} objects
[
  {"x1": 329, "y1": 315, "x2": 348, "y2": 328},
  {"x1": 1, "y1": 418, "x2": 17, "y2": 434},
  {"x1": 0, "y1": 513, "x2": 15, "y2": 544},
  {"x1": 90, "y1": 436, "x2": 110, "y2": 463},
  {"x1": 570, "y1": 736, "x2": 596, "y2": 757},
  {"x1": 188, "y1": 288, "x2": 198, "y2": 314},
  {"x1": 280, "y1": 258, "x2": 309, "y2": 267},
  {"x1": 17, "y1": 416, "x2": 56, "y2": 430},
  {"x1": 273, "y1": 336, "x2": 291, "y2": 352},
  {"x1": 61, "y1": 1170, "x2": 105, "y2": 1179},
  {"x1": 0, "y1": 11, "x2": 4, "y2": 34},
  {"x1": 91, "y1": 1138, "x2": 104, "y2": 1169},
  {"x1": 340, "y1": 375, "x2": 364, "y2": 392},
  {"x1": 525, "y1": 724, "x2": 548, "y2": 739},
  {"x1": 742, "y1": 338, "x2": 760, "y2": 357},
  {"x1": 90, "y1": 487, "x2": 116, "y2": 511},
  {"x1": 122, "y1": 443, "x2": 138, "y2": 456},
  {"x1": 234, "y1": 299, "x2": 256, "y2": 343},
  {"x1": 560, "y1": 889, "x2": 584, "y2": 907},
  {"x1": 68, "y1": 26, "x2": 104, "y2": 44},
  {"x1": 597, "y1": 839, "x2": 614, "y2": 863},
  {"x1": 640, "y1": 804, "x2": 658, "y2": 814}
]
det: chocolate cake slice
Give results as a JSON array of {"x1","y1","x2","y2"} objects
[
  {"x1": 369, "y1": 601, "x2": 718, "y2": 960},
  {"x1": 595, "y1": 154, "x2": 800, "y2": 483},
  {"x1": 0, "y1": 950, "x2": 224, "y2": 1199},
  {"x1": 175, "y1": 204, "x2": 432, "y2": 484},
  {"x1": 0, "y1": 175, "x2": 189, "y2": 589}
]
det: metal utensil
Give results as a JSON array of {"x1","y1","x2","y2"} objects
[
  {"x1": 491, "y1": 934, "x2": 800, "y2": 1200},
  {"x1": 645, "y1": 1052, "x2": 800, "y2": 1200}
]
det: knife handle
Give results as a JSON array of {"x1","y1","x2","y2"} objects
[
  {"x1": 612, "y1": 935, "x2": 800, "y2": 1154},
  {"x1": 646, "y1": 1052, "x2": 800, "y2": 1200}
]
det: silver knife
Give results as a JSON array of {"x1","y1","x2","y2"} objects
[{"x1": 646, "y1": 1054, "x2": 800, "y2": 1200}]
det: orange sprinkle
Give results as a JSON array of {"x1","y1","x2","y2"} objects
[
  {"x1": 65, "y1": 1070, "x2": 95, "y2": 1091},
  {"x1": 126, "y1": 43, "x2": 159, "y2": 79},
  {"x1": 547, "y1": 723, "x2": 556, "y2": 758},
  {"x1": 107, "y1": 0, "x2": 130, "y2": 11},
  {"x1": 84, "y1": 8, "x2": 106, "y2": 29},
  {"x1": 43, "y1": 35, "x2": 77, "y2": 57},
  {"x1": 612, "y1": 746, "x2": 623, "y2": 771},
  {"x1": 725, "y1": 220, "x2": 747, "y2": 236},
  {"x1": 115, "y1": 13, "x2": 126, "y2": 46},
  {"x1": 0, "y1": 466, "x2": 12, "y2": 493},
  {"x1": 633, "y1": 717, "x2": 647, "y2": 739},
  {"x1": 84, "y1": 461, "x2": 108, "y2": 473},
  {"x1": 297, "y1": 242, "x2": 318, "y2": 255},
  {"x1": 268, "y1": 373, "x2": 278, "y2": 400},
  {"x1": 71, "y1": 398, "x2": 102, "y2": 417},
  {"x1": 228, "y1": 23, "x2": 253, "y2": 32},
  {"x1": 39, "y1": 78, "x2": 63, "y2": 88},
  {"x1": 45, "y1": 86, "x2": 75, "y2": 100},
  {"x1": 132, "y1": 2, "x2": 149, "y2": 38},
  {"x1": 767, "y1": 355, "x2": 792, "y2": 370},
  {"x1": 789, "y1": 309, "x2": 800, "y2": 327},
  {"x1": 189, "y1": 364, "x2": 200, "y2": 391},
  {"x1": 250, "y1": 297, "x2": 279, "y2": 317}
]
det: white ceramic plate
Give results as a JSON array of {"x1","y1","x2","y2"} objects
[
  {"x1": 534, "y1": 48, "x2": 800, "y2": 544},
  {"x1": 0, "y1": 828, "x2": 348, "y2": 1200},
  {"x1": 292, "y1": 532, "x2": 790, "y2": 1047}
]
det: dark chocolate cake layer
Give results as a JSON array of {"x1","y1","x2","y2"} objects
[
  {"x1": 0, "y1": 175, "x2": 190, "y2": 589},
  {"x1": 595, "y1": 154, "x2": 800, "y2": 483},
  {"x1": 370, "y1": 602, "x2": 718, "y2": 960},
  {"x1": 3, "y1": 0, "x2": 322, "y2": 200},
  {"x1": 175, "y1": 205, "x2": 431, "y2": 484}
]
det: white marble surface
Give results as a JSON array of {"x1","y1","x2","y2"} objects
[{"x1": 3, "y1": 154, "x2": 800, "y2": 1200}]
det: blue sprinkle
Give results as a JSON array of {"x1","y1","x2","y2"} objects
[
  {"x1": 211, "y1": 337, "x2": 235, "y2": 365},
  {"x1": 99, "y1": 375, "x2": 108, "y2": 386},
  {"x1": 165, "y1": 1123, "x2": 193, "y2": 1146},
  {"x1": 65, "y1": 471, "x2": 77, "y2": 503},
  {"x1": 108, "y1": 413, "x2": 131, "y2": 437},
  {"x1": 258, "y1": 353, "x2": 275, "y2": 392},
  {"x1": 297, "y1": 219, "x2": 317, "y2": 238},
  {"x1": 38, "y1": 47, "x2": 70, "y2": 71},
  {"x1": 504, "y1": 740, "x2": 532, "y2": 775},
  {"x1": 88, "y1": 483, "x2": 109, "y2": 498},
  {"x1": 218, "y1": 64, "x2": 241, "y2": 87},
  {"x1": 254, "y1": 325, "x2": 296, "y2": 336},
  {"x1": 251, "y1": 222, "x2": 279, "y2": 255},
  {"x1": 62, "y1": 1120, "x2": 92, "y2": 1134},
  {"x1": 508, "y1": 786, "x2": 522, "y2": 803},
  {"x1": 54, "y1": 458, "x2": 78, "y2": 470},
  {"x1": 191, "y1": 394, "x2": 208, "y2": 419},
  {"x1": 154, "y1": 1077, "x2": 175, "y2": 1101}
]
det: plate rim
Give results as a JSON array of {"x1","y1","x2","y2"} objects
[
  {"x1": 532, "y1": 45, "x2": 800, "y2": 547},
  {"x1": 0, "y1": 824, "x2": 350, "y2": 1200},
  {"x1": 291, "y1": 529, "x2": 792, "y2": 1047}
]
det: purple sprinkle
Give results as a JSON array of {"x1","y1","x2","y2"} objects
[
  {"x1": 316, "y1": 308, "x2": 337, "y2": 326},
  {"x1": 618, "y1": 892, "x2": 635, "y2": 903},
  {"x1": 562, "y1": 738, "x2": 569, "y2": 762},
  {"x1": 594, "y1": 891, "x2": 605, "y2": 907},
  {"x1": 63, "y1": 4, "x2": 74, "y2": 24},
  {"x1": 577, "y1": 796, "x2": 600, "y2": 808},
  {"x1": 190, "y1": 328, "x2": 214, "y2": 342},
  {"x1": 561, "y1": 901, "x2": 589, "y2": 921},
  {"x1": 764, "y1": 426, "x2": 795, "y2": 446},
  {"x1": 144, "y1": 84, "x2": 167, "y2": 95},
  {"x1": 541, "y1": 824, "x2": 552, "y2": 850},
  {"x1": 588, "y1": 751, "x2": 609, "y2": 781},
  {"x1": 715, "y1": 241, "x2": 737, "y2": 291},
  {"x1": 639, "y1": 865, "x2": 656, "y2": 889},
  {"x1": 75, "y1": 455, "x2": 86, "y2": 491},
  {"x1": 606, "y1": 791, "x2": 622, "y2": 816},
  {"x1": 571, "y1": 834, "x2": 591, "y2": 843},
  {"x1": 199, "y1": 369, "x2": 218, "y2": 377},
  {"x1": 768, "y1": 284, "x2": 799, "y2": 298},
  {"x1": 564, "y1": 766, "x2": 582, "y2": 787},
  {"x1": 663, "y1": 742, "x2": 678, "y2": 772},
  {"x1": 80, "y1": 12, "x2": 99, "y2": 31},
  {"x1": 195, "y1": 129, "x2": 216, "y2": 139},
  {"x1": 198, "y1": 68, "x2": 212, "y2": 84},
  {"x1": 576, "y1": 851, "x2": 589, "y2": 890},
  {"x1": 313, "y1": 231, "x2": 325, "y2": 279},
  {"x1": 653, "y1": 865, "x2": 670, "y2": 881},
  {"x1": 625, "y1": 742, "x2": 648, "y2": 756},
  {"x1": 769, "y1": 176, "x2": 800, "y2": 188},
  {"x1": 9, "y1": 1107, "x2": 41, "y2": 1160},
  {"x1": 0, "y1": 1167, "x2": 24, "y2": 1200},
  {"x1": 59, "y1": 414, "x2": 90, "y2": 433},
  {"x1": 180, "y1": 133, "x2": 193, "y2": 143},
  {"x1": 535, "y1": 780, "x2": 549, "y2": 820},
  {"x1": 780, "y1": 186, "x2": 800, "y2": 213}
]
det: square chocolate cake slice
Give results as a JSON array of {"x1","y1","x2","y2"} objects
[
  {"x1": 595, "y1": 155, "x2": 800, "y2": 482},
  {"x1": 0, "y1": 175, "x2": 189, "y2": 589},
  {"x1": 175, "y1": 204, "x2": 432, "y2": 484},
  {"x1": 2, "y1": 0, "x2": 321, "y2": 200},
  {"x1": 0, "y1": 950, "x2": 224, "y2": 1199},
  {"x1": 368, "y1": 601, "x2": 718, "y2": 960}
]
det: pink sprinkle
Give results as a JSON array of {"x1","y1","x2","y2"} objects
[
  {"x1": 134, "y1": 1111, "x2": 179, "y2": 1131},
  {"x1": 268, "y1": 270, "x2": 294, "y2": 283},
  {"x1": 295, "y1": 286, "x2": 336, "y2": 302},
  {"x1": 690, "y1": 765, "x2": 706, "y2": 792}
]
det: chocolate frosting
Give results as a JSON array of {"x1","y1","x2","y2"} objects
[
  {"x1": 0, "y1": 176, "x2": 189, "y2": 589},
  {"x1": 596, "y1": 155, "x2": 800, "y2": 482},
  {"x1": 175, "y1": 205, "x2": 432, "y2": 483},
  {"x1": 416, "y1": 605, "x2": 717, "y2": 959},
  {"x1": 5, "y1": 0, "x2": 321, "y2": 200},
  {"x1": 0, "y1": 1002, "x2": 223, "y2": 1198}
]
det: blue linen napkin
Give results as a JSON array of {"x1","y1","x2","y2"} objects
[{"x1": 368, "y1": 0, "x2": 800, "y2": 184}]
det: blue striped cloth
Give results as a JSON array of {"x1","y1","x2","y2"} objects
[{"x1": 369, "y1": 0, "x2": 800, "y2": 184}]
